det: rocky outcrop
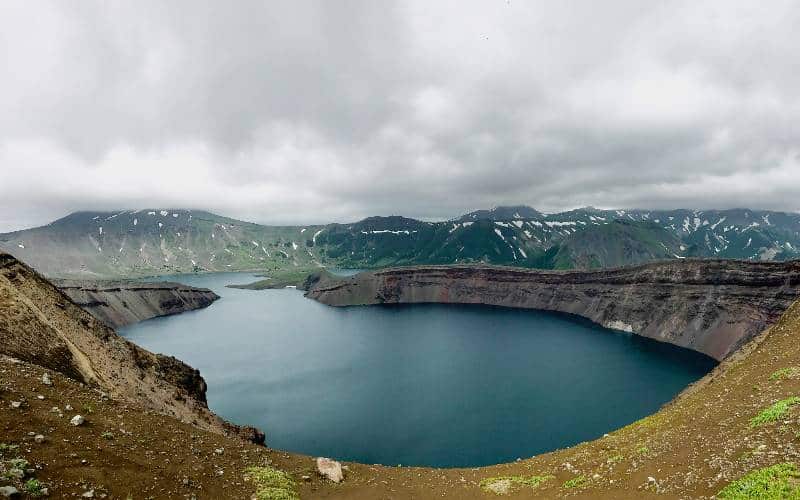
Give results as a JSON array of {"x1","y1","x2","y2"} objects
[
  {"x1": 53, "y1": 279, "x2": 219, "y2": 329},
  {"x1": 306, "y1": 259, "x2": 800, "y2": 361},
  {"x1": 0, "y1": 251, "x2": 263, "y2": 444}
]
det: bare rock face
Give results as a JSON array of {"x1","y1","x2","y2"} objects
[
  {"x1": 306, "y1": 260, "x2": 800, "y2": 361},
  {"x1": 316, "y1": 457, "x2": 344, "y2": 483},
  {"x1": 53, "y1": 280, "x2": 219, "y2": 329}
]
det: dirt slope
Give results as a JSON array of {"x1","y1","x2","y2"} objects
[{"x1": 0, "y1": 252, "x2": 261, "y2": 444}]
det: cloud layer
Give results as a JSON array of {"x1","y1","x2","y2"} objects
[{"x1": 1, "y1": 0, "x2": 799, "y2": 231}]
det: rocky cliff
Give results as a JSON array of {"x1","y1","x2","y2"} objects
[
  {"x1": 306, "y1": 259, "x2": 800, "y2": 361},
  {"x1": 53, "y1": 279, "x2": 219, "y2": 328},
  {"x1": 0, "y1": 251, "x2": 262, "y2": 443}
]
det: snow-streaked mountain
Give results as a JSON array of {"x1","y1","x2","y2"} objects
[{"x1": 2, "y1": 206, "x2": 798, "y2": 278}]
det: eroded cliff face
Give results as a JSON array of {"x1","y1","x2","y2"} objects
[
  {"x1": 53, "y1": 280, "x2": 219, "y2": 329},
  {"x1": 0, "y1": 252, "x2": 263, "y2": 443},
  {"x1": 306, "y1": 260, "x2": 800, "y2": 360}
]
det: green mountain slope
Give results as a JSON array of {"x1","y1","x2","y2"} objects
[{"x1": 1, "y1": 206, "x2": 799, "y2": 278}]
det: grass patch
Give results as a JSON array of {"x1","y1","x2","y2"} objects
[
  {"x1": 0, "y1": 443, "x2": 18, "y2": 454},
  {"x1": 769, "y1": 368, "x2": 799, "y2": 381},
  {"x1": 607, "y1": 453, "x2": 624, "y2": 464},
  {"x1": 636, "y1": 445, "x2": 650, "y2": 455},
  {"x1": 479, "y1": 475, "x2": 553, "y2": 495},
  {"x1": 750, "y1": 397, "x2": 800, "y2": 428},
  {"x1": 562, "y1": 475, "x2": 589, "y2": 489},
  {"x1": 23, "y1": 478, "x2": 45, "y2": 497},
  {"x1": 245, "y1": 466, "x2": 299, "y2": 500},
  {"x1": 718, "y1": 462, "x2": 800, "y2": 499},
  {"x1": 101, "y1": 431, "x2": 114, "y2": 440}
]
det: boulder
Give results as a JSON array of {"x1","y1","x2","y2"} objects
[
  {"x1": 316, "y1": 457, "x2": 344, "y2": 483},
  {"x1": 0, "y1": 486, "x2": 19, "y2": 497}
]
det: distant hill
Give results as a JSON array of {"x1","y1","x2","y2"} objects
[{"x1": 1, "y1": 206, "x2": 799, "y2": 277}]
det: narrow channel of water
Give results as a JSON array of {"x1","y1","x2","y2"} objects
[{"x1": 120, "y1": 272, "x2": 716, "y2": 467}]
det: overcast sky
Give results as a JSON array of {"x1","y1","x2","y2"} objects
[{"x1": 1, "y1": 0, "x2": 799, "y2": 231}]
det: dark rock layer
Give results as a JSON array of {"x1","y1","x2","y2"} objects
[
  {"x1": 54, "y1": 279, "x2": 219, "y2": 329},
  {"x1": 306, "y1": 259, "x2": 800, "y2": 361}
]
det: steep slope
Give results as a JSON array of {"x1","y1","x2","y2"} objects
[
  {"x1": 0, "y1": 210, "x2": 323, "y2": 278},
  {"x1": 306, "y1": 260, "x2": 800, "y2": 360},
  {"x1": 0, "y1": 251, "x2": 262, "y2": 443},
  {"x1": 53, "y1": 280, "x2": 219, "y2": 328}
]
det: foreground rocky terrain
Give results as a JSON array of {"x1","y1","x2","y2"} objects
[
  {"x1": 306, "y1": 259, "x2": 800, "y2": 360},
  {"x1": 54, "y1": 280, "x2": 219, "y2": 329}
]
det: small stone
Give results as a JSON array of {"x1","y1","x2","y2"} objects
[
  {"x1": 42, "y1": 373, "x2": 52, "y2": 386},
  {"x1": 82, "y1": 490, "x2": 94, "y2": 498},
  {"x1": 65, "y1": 404, "x2": 73, "y2": 411},
  {"x1": 301, "y1": 475, "x2": 311, "y2": 482},
  {"x1": 70, "y1": 415, "x2": 85, "y2": 426},
  {"x1": 36, "y1": 395, "x2": 44, "y2": 400},
  {"x1": 213, "y1": 448, "x2": 224, "y2": 455},
  {"x1": 34, "y1": 434, "x2": 45, "y2": 444},
  {"x1": 0, "y1": 486, "x2": 19, "y2": 497},
  {"x1": 316, "y1": 457, "x2": 344, "y2": 483},
  {"x1": 10, "y1": 401, "x2": 21, "y2": 409}
]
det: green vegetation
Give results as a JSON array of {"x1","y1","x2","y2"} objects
[
  {"x1": 227, "y1": 267, "x2": 331, "y2": 290},
  {"x1": 479, "y1": 475, "x2": 554, "y2": 495},
  {"x1": 82, "y1": 403, "x2": 95, "y2": 414},
  {"x1": 102, "y1": 431, "x2": 115, "y2": 440},
  {"x1": 750, "y1": 397, "x2": 800, "y2": 428},
  {"x1": 562, "y1": 475, "x2": 589, "y2": 489},
  {"x1": 607, "y1": 453, "x2": 624, "y2": 464},
  {"x1": 7, "y1": 457, "x2": 28, "y2": 470},
  {"x1": 245, "y1": 466, "x2": 299, "y2": 500},
  {"x1": 769, "y1": 367, "x2": 798, "y2": 381},
  {"x1": 0, "y1": 443, "x2": 18, "y2": 454},
  {"x1": 23, "y1": 478, "x2": 45, "y2": 497},
  {"x1": 718, "y1": 462, "x2": 800, "y2": 499},
  {"x1": 636, "y1": 445, "x2": 650, "y2": 455}
]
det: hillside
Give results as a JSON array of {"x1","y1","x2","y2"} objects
[
  {"x1": 1, "y1": 206, "x2": 799, "y2": 278},
  {"x1": 0, "y1": 252, "x2": 261, "y2": 443}
]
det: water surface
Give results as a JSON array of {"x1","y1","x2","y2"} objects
[{"x1": 120, "y1": 272, "x2": 715, "y2": 467}]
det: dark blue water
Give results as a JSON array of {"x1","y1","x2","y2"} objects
[{"x1": 120, "y1": 272, "x2": 715, "y2": 467}]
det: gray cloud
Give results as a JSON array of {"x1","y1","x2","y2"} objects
[{"x1": 1, "y1": 0, "x2": 799, "y2": 232}]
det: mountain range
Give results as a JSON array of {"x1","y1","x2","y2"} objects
[{"x1": 2, "y1": 206, "x2": 799, "y2": 278}]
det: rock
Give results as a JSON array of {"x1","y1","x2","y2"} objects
[
  {"x1": 81, "y1": 490, "x2": 94, "y2": 498},
  {"x1": 41, "y1": 373, "x2": 52, "y2": 386},
  {"x1": 213, "y1": 448, "x2": 224, "y2": 455},
  {"x1": 316, "y1": 457, "x2": 344, "y2": 483},
  {"x1": 484, "y1": 479, "x2": 512, "y2": 495},
  {"x1": 301, "y1": 475, "x2": 311, "y2": 482},
  {"x1": 70, "y1": 415, "x2": 85, "y2": 426},
  {"x1": 65, "y1": 404, "x2": 73, "y2": 411},
  {"x1": 0, "y1": 486, "x2": 19, "y2": 497},
  {"x1": 9, "y1": 401, "x2": 21, "y2": 409},
  {"x1": 34, "y1": 434, "x2": 45, "y2": 444}
]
